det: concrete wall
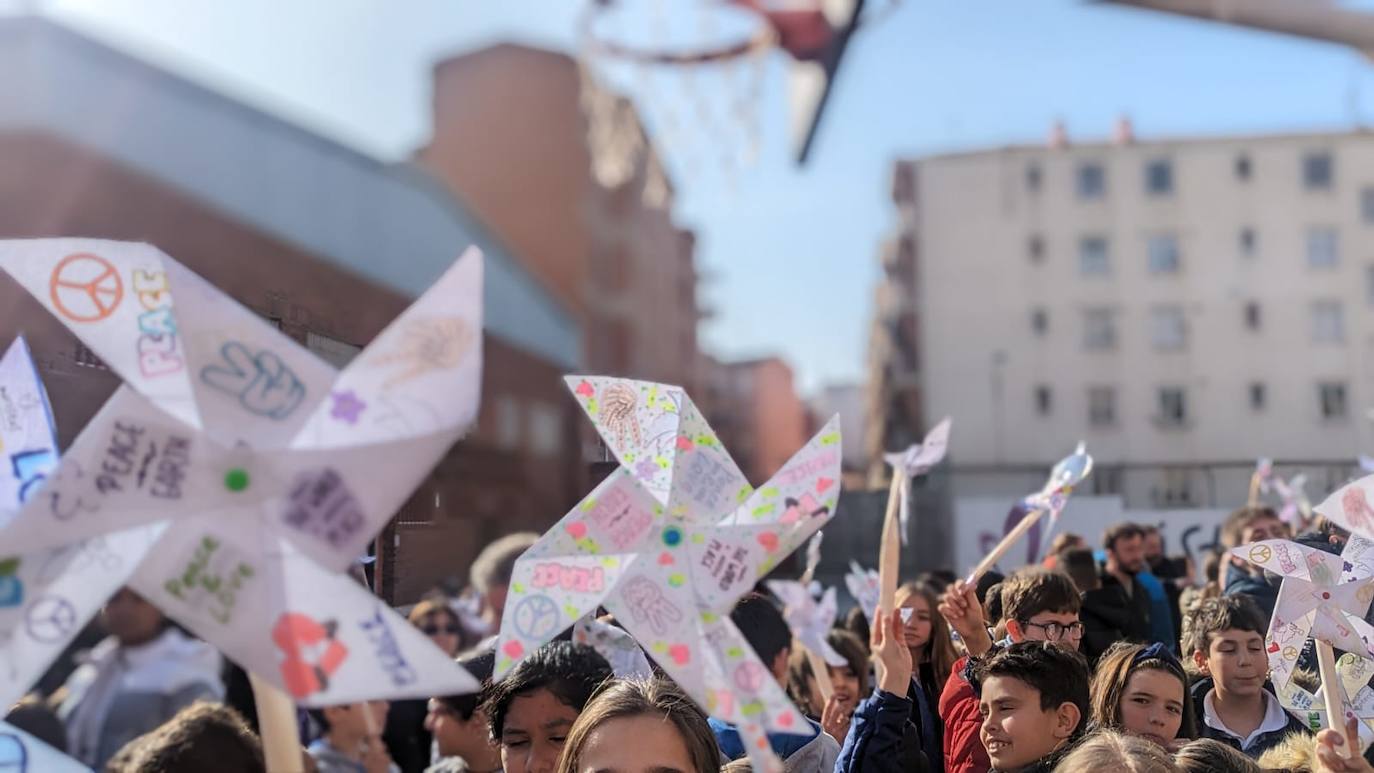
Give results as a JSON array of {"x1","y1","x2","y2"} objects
[{"x1": 897, "y1": 133, "x2": 1374, "y2": 480}]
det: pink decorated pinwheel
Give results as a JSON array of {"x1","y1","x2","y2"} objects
[
  {"x1": 1232, "y1": 537, "x2": 1374, "y2": 700},
  {"x1": 497, "y1": 377, "x2": 842, "y2": 773}
]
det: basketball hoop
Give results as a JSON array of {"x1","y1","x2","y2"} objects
[{"x1": 577, "y1": 0, "x2": 898, "y2": 191}]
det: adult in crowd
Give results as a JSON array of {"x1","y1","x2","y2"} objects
[
  {"x1": 58, "y1": 587, "x2": 224, "y2": 769},
  {"x1": 1099, "y1": 523, "x2": 1152, "y2": 644}
]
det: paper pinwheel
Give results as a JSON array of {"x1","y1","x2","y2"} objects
[
  {"x1": 1316, "y1": 475, "x2": 1374, "y2": 544},
  {"x1": 0, "y1": 336, "x2": 59, "y2": 517},
  {"x1": 1277, "y1": 653, "x2": 1374, "y2": 750},
  {"x1": 1271, "y1": 474, "x2": 1312, "y2": 529},
  {"x1": 0, "y1": 238, "x2": 481, "y2": 706},
  {"x1": 767, "y1": 582, "x2": 844, "y2": 668},
  {"x1": 1231, "y1": 536, "x2": 1374, "y2": 690},
  {"x1": 0, "y1": 721, "x2": 88, "y2": 772},
  {"x1": 845, "y1": 561, "x2": 879, "y2": 618},
  {"x1": 496, "y1": 377, "x2": 842, "y2": 772},
  {"x1": 882, "y1": 418, "x2": 950, "y2": 545},
  {"x1": 572, "y1": 616, "x2": 655, "y2": 679},
  {"x1": 968, "y1": 443, "x2": 1091, "y2": 583}
]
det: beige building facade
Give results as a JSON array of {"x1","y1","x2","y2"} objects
[{"x1": 871, "y1": 129, "x2": 1374, "y2": 506}]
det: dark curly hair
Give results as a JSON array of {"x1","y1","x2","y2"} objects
[
  {"x1": 484, "y1": 641, "x2": 612, "y2": 739},
  {"x1": 971, "y1": 641, "x2": 1091, "y2": 741}
]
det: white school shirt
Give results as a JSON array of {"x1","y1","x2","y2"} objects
[{"x1": 1201, "y1": 688, "x2": 1289, "y2": 752}]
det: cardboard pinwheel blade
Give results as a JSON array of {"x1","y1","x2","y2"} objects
[
  {"x1": 127, "y1": 520, "x2": 479, "y2": 705},
  {"x1": 1277, "y1": 654, "x2": 1374, "y2": 751},
  {"x1": 0, "y1": 523, "x2": 166, "y2": 709},
  {"x1": 565, "y1": 376, "x2": 754, "y2": 521},
  {"x1": 0, "y1": 239, "x2": 484, "y2": 706},
  {"x1": 767, "y1": 581, "x2": 844, "y2": 667},
  {"x1": 1315, "y1": 475, "x2": 1374, "y2": 546},
  {"x1": 0, "y1": 336, "x2": 59, "y2": 519},
  {"x1": 498, "y1": 378, "x2": 842, "y2": 773},
  {"x1": 1233, "y1": 537, "x2": 1374, "y2": 690},
  {"x1": 572, "y1": 616, "x2": 655, "y2": 680},
  {"x1": 882, "y1": 417, "x2": 951, "y2": 546},
  {"x1": 0, "y1": 720, "x2": 90, "y2": 772},
  {"x1": 0, "y1": 239, "x2": 483, "y2": 573}
]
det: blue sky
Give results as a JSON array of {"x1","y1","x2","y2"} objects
[{"x1": 32, "y1": 0, "x2": 1374, "y2": 394}]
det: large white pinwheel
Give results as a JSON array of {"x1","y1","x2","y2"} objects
[{"x1": 0, "y1": 238, "x2": 481, "y2": 707}]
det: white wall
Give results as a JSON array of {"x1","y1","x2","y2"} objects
[{"x1": 909, "y1": 134, "x2": 1374, "y2": 471}]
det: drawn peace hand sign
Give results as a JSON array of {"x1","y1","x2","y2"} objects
[{"x1": 201, "y1": 342, "x2": 306, "y2": 420}]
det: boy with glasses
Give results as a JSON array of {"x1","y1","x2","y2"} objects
[{"x1": 937, "y1": 569, "x2": 1083, "y2": 773}]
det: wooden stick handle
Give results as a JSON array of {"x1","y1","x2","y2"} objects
[
  {"x1": 966, "y1": 507, "x2": 1046, "y2": 584},
  {"x1": 878, "y1": 474, "x2": 903, "y2": 619},
  {"x1": 1317, "y1": 641, "x2": 1350, "y2": 758},
  {"x1": 806, "y1": 646, "x2": 834, "y2": 704},
  {"x1": 249, "y1": 672, "x2": 304, "y2": 773},
  {"x1": 1248, "y1": 473, "x2": 1261, "y2": 508}
]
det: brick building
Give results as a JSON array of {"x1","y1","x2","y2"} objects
[
  {"x1": 0, "y1": 18, "x2": 584, "y2": 602},
  {"x1": 416, "y1": 44, "x2": 703, "y2": 393}
]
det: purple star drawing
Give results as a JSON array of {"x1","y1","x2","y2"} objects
[
  {"x1": 330, "y1": 390, "x2": 367, "y2": 425},
  {"x1": 634, "y1": 458, "x2": 658, "y2": 481}
]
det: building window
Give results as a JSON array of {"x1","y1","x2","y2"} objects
[
  {"x1": 1319, "y1": 381, "x2": 1348, "y2": 420},
  {"x1": 73, "y1": 342, "x2": 108, "y2": 370},
  {"x1": 1079, "y1": 236, "x2": 1110, "y2": 276},
  {"x1": 1084, "y1": 307, "x2": 1116, "y2": 351},
  {"x1": 1367, "y1": 266, "x2": 1374, "y2": 306},
  {"x1": 1312, "y1": 300, "x2": 1345, "y2": 343},
  {"x1": 1030, "y1": 308, "x2": 1048, "y2": 336},
  {"x1": 1034, "y1": 385, "x2": 1053, "y2": 416},
  {"x1": 1077, "y1": 162, "x2": 1105, "y2": 199},
  {"x1": 1304, "y1": 151, "x2": 1333, "y2": 191},
  {"x1": 1147, "y1": 234, "x2": 1180, "y2": 274},
  {"x1": 1307, "y1": 226, "x2": 1339, "y2": 268},
  {"x1": 1363, "y1": 187, "x2": 1374, "y2": 224},
  {"x1": 1244, "y1": 301, "x2": 1261, "y2": 331},
  {"x1": 1249, "y1": 382, "x2": 1266, "y2": 411},
  {"x1": 494, "y1": 394, "x2": 522, "y2": 451},
  {"x1": 1235, "y1": 153, "x2": 1252, "y2": 181},
  {"x1": 1145, "y1": 158, "x2": 1173, "y2": 195},
  {"x1": 1150, "y1": 306, "x2": 1187, "y2": 350},
  {"x1": 1157, "y1": 387, "x2": 1187, "y2": 427},
  {"x1": 1028, "y1": 234, "x2": 1045, "y2": 264},
  {"x1": 1239, "y1": 227, "x2": 1256, "y2": 257},
  {"x1": 1026, "y1": 162, "x2": 1043, "y2": 193},
  {"x1": 528, "y1": 401, "x2": 563, "y2": 457},
  {"x1": 1087, "y1": 386, "x2": 1116, "y2": 427}
]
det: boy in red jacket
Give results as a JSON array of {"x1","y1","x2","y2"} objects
[{"x1": 937, "y1": 569, "x2": 1082, "y2": 773}]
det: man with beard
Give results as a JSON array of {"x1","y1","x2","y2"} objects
[{"x1": 1099, "y1": 523, "x2": 1153, "y2": 644}]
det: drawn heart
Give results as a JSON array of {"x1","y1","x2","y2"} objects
[
  {"x1": 575, "y1": 380, "x2": 595, "y2": 397},
  {"x1": 816, "y1": 477, "x2": 835, "y2": 494},
  {"x1": 565, "y1": 522, "x2": 588, "y2": 540},
  {"x1": 777, "y1": 712, "x2": 795, "y2": 729},
  {"x1": 1267, "y1": 641, "x2": 1280, "y2": 654},
  {"x1": 676, "y1": 435, "x2": 695, "y2": 451},
  {"x1": 658, "y1": 552, "x2": 675, "y2": 566},
  {"x1": 757, "y1": 532, "x2": 779, "y2": 552},
  {"x1": 669, "y1": 644, "x2": 690, "y2": 665},
  {"x1": 503, "y1": 640, "x2": 525, "y2": 659}
]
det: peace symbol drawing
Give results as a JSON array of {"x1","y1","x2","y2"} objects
[
  {"x1": 24, "y1": 596, "x2": 76, "y2": 644},
  {"x1": 511, "y1": 594, "x2": 561, "y2": 640},
  {"x1": 48, "y1": 254, "x2": 123, "y2": 323}
]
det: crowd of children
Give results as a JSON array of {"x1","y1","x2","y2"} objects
[{"x1": 10, "y1": 504, "x2": 1374, "y2": 773}]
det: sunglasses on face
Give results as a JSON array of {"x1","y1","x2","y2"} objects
[{"x1": 421, "y1": 624, "x2": 461, "y2": 636}]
